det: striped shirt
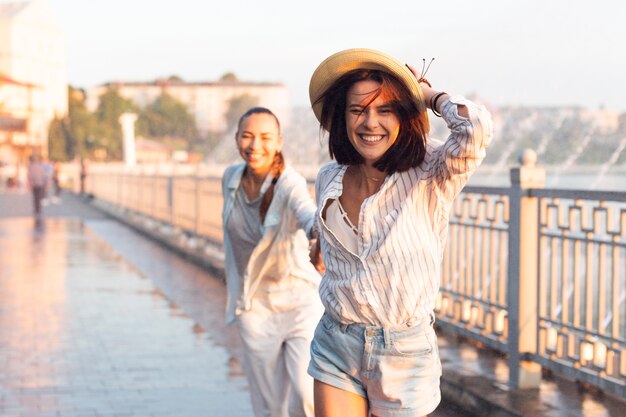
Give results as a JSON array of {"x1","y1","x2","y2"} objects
[{"x1": 314, "y1": 96, "x2": 493, "y2": 327}]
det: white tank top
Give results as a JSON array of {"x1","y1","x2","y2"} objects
[{"x1": 325, "y1": 199, "x2": 358, "y2": 254}]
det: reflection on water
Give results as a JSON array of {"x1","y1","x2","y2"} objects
[{"x1": 0, "y1": 219, "x2": 68, "y2": 410}]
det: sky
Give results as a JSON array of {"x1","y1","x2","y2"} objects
[{"x1": 30, "y1": 0, "x2": 626, "y2": 111}]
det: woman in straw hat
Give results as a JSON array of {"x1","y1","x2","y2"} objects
[
  {"x1": 222, "y1": 107, "x2": 324, "y2": 417},
  {"x1": 307, "y1": 49, "x2": 493, "y2": 417}
]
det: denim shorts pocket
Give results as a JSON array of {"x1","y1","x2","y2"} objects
[
  {"x1": 320, "y1": 313, "x2": 339, "y2": 334},
  {"x1": 390, "y1": 328, "x2": 434, "y2": 357}
]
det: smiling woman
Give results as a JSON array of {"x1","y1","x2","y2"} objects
[
  {"x1": 306, "y1": 48, "x2": 493, "y2": 417},
  {"x1": 221, "y1": 107, "x2": 324, "y2": 417}
]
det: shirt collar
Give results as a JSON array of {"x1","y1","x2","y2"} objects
[{"x1": 227, "y1": 163, "x2": 276, "y2": 194}]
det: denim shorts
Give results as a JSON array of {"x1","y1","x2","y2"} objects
[{"x1": 308, "y1": 313, "x2": 442, "y2": 417}]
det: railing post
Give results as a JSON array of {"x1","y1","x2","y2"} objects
[
  {"x1": 168, "y1": 176, "x2": 174, "y2": 225},
  {"x1": 508, "y1": 149, "x2": 545, "y2": 389}
]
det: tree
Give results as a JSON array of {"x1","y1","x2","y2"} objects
[
  {"x1": 93, "y1": 88, "x2": 136, "y2": 160},
  {"x1": 48, "y1": 117, "x2": 70, "y2": 161},
  {"x1": 219, "y1": 72, "x2": 238, "y2": 82},
  {"x1": 136, "y1": 93, "x2": 198, "y2": 147},
  {"x1": 67, "y1": 87, "x2": 98, "y2": 158},
  {"x1": 47, "y1": 87, "x2": 98, "y2": 161},
  {"x1": 223, "y1": 94, "x2": 260, "y2": 132}
]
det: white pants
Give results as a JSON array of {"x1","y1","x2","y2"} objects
[{"x1": 236, "y1": 281, "x2": 323, "y2": 417}]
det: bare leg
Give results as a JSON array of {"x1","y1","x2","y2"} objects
[
  {"x1": 314, "y1": 380, "x2": 428, "y2": 417},
  {"x1": 314, "y1": 380, "x2": 367, "y2": 417}
]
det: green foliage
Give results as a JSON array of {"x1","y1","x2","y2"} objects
[
  {"x1": 67, "y1": 87, "x2": 98, "y2": 158},
  {"x1": 136, "y1": 93, "x2": 198, "y2": 143},
  {"x1": 47, "y1": 86, "x2": 205, "y2": 162},
  {"x1": 47, "y1": 117, "x2": 70, "y2": 161},
  {"x1": 93, "y1": 88, "x2": 136, "y2": 159},
  {"x1": 223, "y1": 94, "x2": 260, "y2": 132},
  {"x1": 219, "y1": 72, "x2": 238, "y2": 82},
  {"x1": 47, "y1": 87, "x2": 99, "y2": 161},
  {"x1": 95, "y1": 88, "x2": 136, "y2": 126}
]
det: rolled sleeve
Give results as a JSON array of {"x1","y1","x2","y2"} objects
[{"x1": 427, "y1": 96, "x2": 493, "y2": 203}]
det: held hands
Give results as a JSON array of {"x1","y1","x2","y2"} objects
[
  {"x1": 309, "y1": 238, "x2": 325, "y2": 274},
  {"x1": 308, "y1": 229, "x2": 326, "y2": 274}
]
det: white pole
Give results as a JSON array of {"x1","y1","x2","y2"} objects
[{"x1": 119, "y1": 113, "x2": 138, "y2": 167}]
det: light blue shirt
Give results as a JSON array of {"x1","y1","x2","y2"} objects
[{"x1": 221, "y1": 163, "x2": 321, "y2": 324}]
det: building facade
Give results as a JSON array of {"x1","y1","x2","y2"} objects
[
  {"x1": 0, "y1": 0, "x2": 67, "y2": 176},
  {"x1": 85, "y1": 78, "x2": 291, "y2": 136},
  {"x1": 0, "y1": 74, "x2": 30, "y2": 168}
]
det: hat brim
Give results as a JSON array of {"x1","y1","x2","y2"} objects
[{"x1": 309, "y1": 48, "x2": 429, "y2": 133}]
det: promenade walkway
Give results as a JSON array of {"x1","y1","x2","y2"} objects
[
  {"x1": 0, "y1": 191, "x2": 252, "y2": 417},
  {"x1": 0, "y1": 189, "x2": 622, "y2": 416}
]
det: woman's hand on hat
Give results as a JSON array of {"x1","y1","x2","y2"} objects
[
  {"x1": 406, "y1": 64, "x2": 438, "y2": 106},
  {"x1": 407, "y1": 64, "x2": 437, "y2": 100},
  {"x1": 406, "y1": 62, "x2": 463, "y2": 117},
  {"x1": 406, "y1": 64, "x2": 432, "y2": 88}
]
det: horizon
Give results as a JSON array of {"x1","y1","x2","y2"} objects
[{"x1": 4, "y1": 0, "x2": 626, "y2": 112}]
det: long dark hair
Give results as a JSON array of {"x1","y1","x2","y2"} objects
[
  {"x1": 316, "y1": 69, "x2": 428, "y2": 174},
  {"x1": 236, "y1": 107, "x2": 285, "y2": 223}
]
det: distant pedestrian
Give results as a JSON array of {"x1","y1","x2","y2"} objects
[
  {"x1": 41, "y1": 157, "x2": 53, "y2": 206},
  {"x1": 80, "y1": 159, "x2": 87, "y2": 195},
  {"x1": 307, "y1": 48, "x2": 493, "y2": 417},
  {"x1": 52, "y1": 161, "x2": 61, "y2": 203},
  {"x1": 221, "y1": 107, "x2": 324, "y2": 417},
  {"x1": 27, "y1": 154, "x2": 48, "y2": 220}
]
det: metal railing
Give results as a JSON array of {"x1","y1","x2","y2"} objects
[
  {"x1": 532, "y1": 188, "x2": 626, "y2": 394},
  {"x1": 436, "y1": 186, "x2": 511, "y2": 353},
  {"x1": 85, "y1": 161, "x2": 626, "y2": 396}
]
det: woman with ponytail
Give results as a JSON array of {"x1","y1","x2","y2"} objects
[{"x1": 221, "y1": 107, "x2": 323, "y2": 417}]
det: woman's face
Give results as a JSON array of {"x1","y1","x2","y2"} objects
[
  {"x1": 345, "y1": 79, "x2": 400, "y2": 165},
  {"x1": 236, "y1": 113, "x2": 282, "y2": 174}
]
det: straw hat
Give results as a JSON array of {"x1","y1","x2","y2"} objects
[{"x1": 309, "y1": 48, "x2": 429, "y2": 132}]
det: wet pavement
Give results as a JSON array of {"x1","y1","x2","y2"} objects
[
  {"x1": 0, "y1": 192, "x2": 252, "y2": 417},
  {"x1": 0, "y1": 227, "x2": 252, "y2": 415},
  {"x1": 1, "y1": 190, "x2": 623, "y2": 416}
]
